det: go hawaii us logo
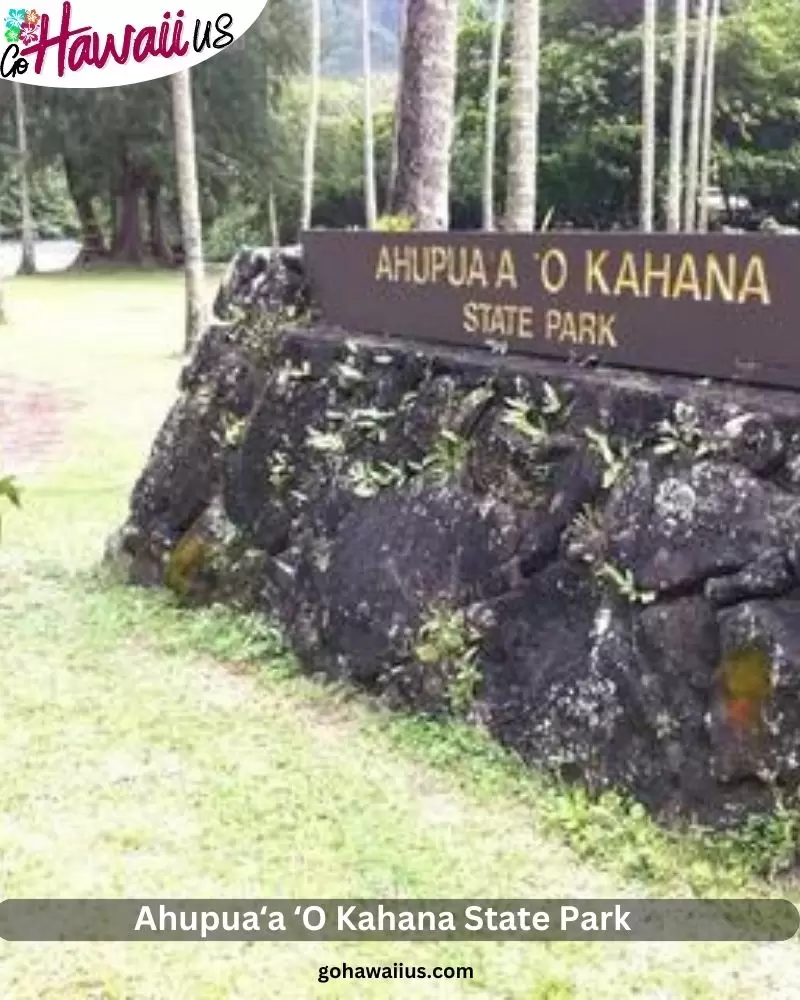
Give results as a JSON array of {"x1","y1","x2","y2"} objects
[{"x1": 0, "y1": 0, "x2": 270, "y2": 87}]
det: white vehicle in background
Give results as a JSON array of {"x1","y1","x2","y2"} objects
[{"x1": 699, "y1": 186, "x2": 750, "y2": 217}]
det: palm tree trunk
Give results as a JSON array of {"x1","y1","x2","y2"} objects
[
  {"x1": 171, "y1": 68, "x2": 206, "y2": 354},
  {"x1": 391, "y1": 0, "x2": 460, "y2": 229},
  {"x1": 301, "y1": 0, "x2": 322, "y2": 232},
  {"x1": 362, "y1": 0, "x2": 378, "y2": 228},
  {"x1": 666, "y1": 0, "x2": 689, "y2": 232},
  {"x1": 640, "y1": 0, "x2": 657, "y2": 232},
  {"x1": 684, "y1": 0, "x2": 710, "y2": 232},
  {"x1": 506, "y1": 0, "x2": 541, "y2": 231},
  {"x1": 268, "y1": 188, "x2": 280, "y2": 247},
  {"x1": 386, "y1": 0, "x2": 408, "y2": 213},
  {"x1": 14, "y1": 82, "x2": 35, "y2": 275},
  {"x1": 483, "y1": 0, "x2": 506, "y2": 231},
  {"x1": 698, "y1": 0, "x2": 721, "y2": 232}
]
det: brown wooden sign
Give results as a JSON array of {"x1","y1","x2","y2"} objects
[{"x1": 302, "y1": 229, "x2": 800, "y2": 391}]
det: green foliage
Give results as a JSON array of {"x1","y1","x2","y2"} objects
[
  {"x1": 420, "y1": 429, "x2": 471, "y2": 484},
  {"x1": 204, "y1": 202, "x2": 264, "y2": 262},
  {"x1": 564, "y1": 504, "x2": 608, "y2": 567},
  {"x1": 375, "y1": 212, "x2": 415, "y2": 231},
  {"x1": 595, "y1": 562, "x2": 656, "y2": 605},
  {"x1": 653, "y1": 401, "x2": 716, "y2": 459},
  {"x1": 0, "y1": 473, "x2": 21, "y2": 542},
  {"x1": 0, "y1": 164, "x2": 79, "y2": 239},
  {"x1": 447, "y1": 0, "x2": 800, "y2": 227},
  {"x1": 414, "y1": 605, "x2": 482, "y2": 716},
  {"x1": 584, "y1": 427, "x2": 632, "y2": 490},
  {"x1": 306, "y1": 428, "x2": 347, "y2": 454},
  {"x1": 500, "y1": 382, "x2": 567, "y2": 449},
  {"x1": 346, "y1": 459, "x2": 408, "y2": 497}
]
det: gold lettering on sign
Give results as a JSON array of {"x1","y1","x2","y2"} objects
[
  {"x1": 495, "y1": 249, "x2": 518, "y2": 289},
  {"x1": 672, "y1": 254, "x2": 701, "y2": 300},
  {"x1": 739, "y1": 255, "x2": 770, "y2": 304},
  {"x1": 586, "y1": 251, "x2": 610, "y2": 295},
  {"x1": 545, "y1": 310, "x2": 618, "y2": 348},
  {"x1": 705, "y1": 253, "x2": 736, "y2": 302},
  {"x1": 540, "y1": 249, "x2": 568, "y2": 294},
  {"x1": 467, "y1": 249, "x2": 488, "y2": 288},
  {"x1": 372, "y1": 244, "x2": 493, "y2": 288},
  {"x1": 463, "y1": 302, "x2": 535, "y2": 339},
  {"x1": 642, "y1": 251, "x2": 670, "y2": 297},
  {"x1": 375, "y1": 246, "x2": 393, "y2": 281},
  {"x1": 430, "y1": 246, "x2": 448, "y2": 283},
  {"x1": 614, "y1": 252, "x2": 641, "y2": 297},
  {"x1": 583, "y1": 249, "x2": 772, "y2": 304}
]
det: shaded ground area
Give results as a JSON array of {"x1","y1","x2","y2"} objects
[{"x1": 0, "y1": 272, "x2": 797, "y2": 999}]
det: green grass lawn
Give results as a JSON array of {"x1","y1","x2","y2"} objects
[{"x1": 0, "y1": 271, "x2": 798, "y2": 999}]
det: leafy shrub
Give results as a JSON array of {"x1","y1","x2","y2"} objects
[
  {"x1": 205, "y1": 202, "x2": 265, "y2": 261},
  {"x1": 375, "y1": 213, "x2": 415, "y2": 231}
]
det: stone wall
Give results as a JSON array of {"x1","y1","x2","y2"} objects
[{"x1": 108, "y1": 247, "x2": 800, "y2": 829}]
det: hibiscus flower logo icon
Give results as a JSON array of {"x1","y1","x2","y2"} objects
[{"x1": 5, "y1": 7, "x2": 36, "y2": 44}]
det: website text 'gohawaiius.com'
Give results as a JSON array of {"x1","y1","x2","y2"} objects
[{"x1": 317, "y1": 961, "x2": 473, "y2": 984}]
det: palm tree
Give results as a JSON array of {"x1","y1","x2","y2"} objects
[
  {"x1": 640, "y1": 0, "x2": 658, "y2": 232},
  {"x1": 698, "y1": 0, "x2": 721, "y2": 232},
  {"x1": 506, "y1": 0, "x2": 541, "y2": 231},
  {"x1": 666, "y1": 0, "x2": 689, "y2": 232},
  {"x1": 684, "y1": 0, "x2": 710, "y2": 231},
  {"x1": 268, "y1": 188, "x2": 280, "y2": 247},
  {"x1": 483, "y1": 0, "x2": 506, "y2": 230},
  {"x1": 171, "y1": 68, "x2": 206, "y2": 354},
  {"x1": 390, "y1": 0, "x2": 461, "y2": 229},
  {"x1": 362, "y1": 0, "x2": 378, "y2": 228},
  {"x1": 13, "y1": 82, "x2": 35, "y2": 275},
  {"x1": 387, "y1": 0, "x2": 408, "y2": 213},
  {"x1": 301, "y1": 0, "x2": 322, "y2": 231}
]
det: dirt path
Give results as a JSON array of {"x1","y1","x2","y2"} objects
[{"x1": 0, "y1": 373, "x2": 82, "y2": 478}]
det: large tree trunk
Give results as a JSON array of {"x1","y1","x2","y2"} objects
[
  {"x1": 362, "y1": 0, "x2": 378, "y2": 228},
  {"x1": 111, "y1": 156, "x2": 145, "y2": 264},
  {"x1": 13, "y1": 82, "x2": 35, "y2": 275},
  {"x1": 684, "y1": 0, "x2": 710, "y2": 232},
  {"x1": 114, "y1": 186, "x2": 143, "y2": 263},
  {"x1": 108, "y1": 181, "x2": 118, "y2": 250},
  {"x1": 640, "y1": 0, "x2": 657, "y2": 232},
  {"x1": 390, "y1": 0, "x2": 460, "y2": 229},
  {"x1": 301, "y1": 0, "x2": 322, "y2": 232},
  {"x1": 666, "y1": 0, "x2": 689, "y2": 232},
  {"x1": 506, "y1": 0, "x2": 541, "y2": 231},
  {"x1": 698, "y1": 0, "x2": 720, "y2": 232},
  {"x1": 145, "y1": 184, "x2": 174, "y2": 265},
  {"x1": 171, "y1": 68, "x2": 206, "y2": 354},
  {"x1": 483, "y1": 0, "x2": 506, "y2": 230},
  {"x1": 64, "y1": 157, "x2": 106, "y2": 266}
]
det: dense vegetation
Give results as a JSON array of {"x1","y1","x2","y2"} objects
[{"x1": 0, "y1": 0, "x2": 797, "y2": 261}]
